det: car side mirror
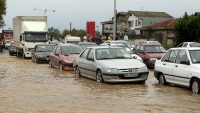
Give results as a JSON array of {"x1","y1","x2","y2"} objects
[{"x1": 180, "y1": 60, "x2": 190, "y2": 65}]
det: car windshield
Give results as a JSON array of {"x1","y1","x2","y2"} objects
[
  {"x1": 189, "y1": 50, "x2": 200, "y2": 63},
  {"x1": 79, "y1": 44, "x2": 97, "y2": 49},
  {"x1": 145, "y1": 45, "x2": 166, "y2": 53},
  {"x1": 96, "y1": 48, "x2": 132, "y2": 60},
  {"x1": 190, "y1": 43, "x2": 200, "y2": 47},
  {"x1": 37, "y1": 45, "x2": 56, "y2": 52},
  {"x1": 61, "y1": 46, "x2": 83, "y2": 54}
]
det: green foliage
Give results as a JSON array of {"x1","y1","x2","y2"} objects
[
  {"x1": 48, "y1": 27, "x2": 61, "y2": 40},
  {"x1": 174, "y1": 12, "x2": 200, "y2": 46},
  {"x1": 0, "y1": 0, "x2": 7, "y2": 27},
  {"x1": 62, "y1": 29, "x2": 86, "y2": 38}
]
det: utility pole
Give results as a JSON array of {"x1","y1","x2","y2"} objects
[
  {"x1": 113, "y1": 0, "x2": 116, "y2": 40},
  {"x1": 70, "y1": 22, "x2": 72, "y2": 35}
]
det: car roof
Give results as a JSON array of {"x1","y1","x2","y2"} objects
[
  {"x1": 58, "y1": 44, "x2": 79, "y2": 47},
  {"x1": 86, "y1": 46, "x2": 122, "y2": 49},
  {"x1": 170, "y1": 47, "x2": 200, "y2": 50},
  {"x1": 141, "y1": 44, "x2": 162, "y2": 46},
  {"x1": 78, "y1": 42, "x2": 97, "y2": 45},
  {"x1": 36, "y1": 44, "x2": 56, "y2": 46}
]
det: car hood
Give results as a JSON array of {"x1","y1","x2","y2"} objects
[
  {"x1": 60, "y1": 54, "x2": 79, "y2": 61},
  {"x1": 146, "y1": 53, "x2": 165, "y2": 58},
  {"x1": 98, "y1": 59, "x2": 146, "y2": 68}
]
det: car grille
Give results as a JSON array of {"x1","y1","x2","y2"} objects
[{"x1": 119, "y1": 68, "x2": 139, "y2": 72}]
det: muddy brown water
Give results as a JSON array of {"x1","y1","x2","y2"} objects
[{"x1": 0, "y1": 50, "x2": 200, "y2": 113}]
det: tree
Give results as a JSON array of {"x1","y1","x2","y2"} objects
[
  {"x1": 174, "y1": 12, "x2": 200, "y2": 46},
  {"x1": 0, "y1": 0, "x2": 7, "y2": 27},
  {"x1": 48, "y1": 27, "x2": 61, "y2": 40}
]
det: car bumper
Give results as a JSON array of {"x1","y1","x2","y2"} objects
[
  {"x1": 36, "y1": 57, "x2": 49, "y2": 63},
  {"x1": 102, "y1": 71, "x2": 149, "y2": 83},
  {"x1": 63, "y1": 63, "x2": 74, "y2": 71}
]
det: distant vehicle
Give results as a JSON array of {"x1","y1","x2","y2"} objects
[
  {"x1": 49, "y1": 44, "x2": 83, "y2": 71},
  {"x1": 177, "y1": 42, "x2": 200, "y2": 47},
  {"x1": 136, "y1": 44, "x2": 166, "y2": 68},
  {"x1": 125, "y1": 42, "x2": 135, "y2": 50},
  {"x1": 140, "y1": 41, "x2": 161, "y2": 45},
  {"x1": 8, "y1": 42, "x2": 16, "y2": 55},
  {"x1": 77, "y1": 42, "x2": 97, "y2": 49},
  {"x1": 64, "y1": 35, "x2": 81, "y2": 44},
  {"x1": 31, "y1": 44, "x2": 56, "y2": 63},
  {"x1": 4, "y1": 40, "x2": 11, "y2": 49},
  {"x1": 154, "y1": 47, "x2": 200, "y2": 93},
  {"x1": 73, "y1": 46, "x2": 149, "y2": 83},
  {"x1": 13, "y1": 16, "x2": 49, "y2": 58}
]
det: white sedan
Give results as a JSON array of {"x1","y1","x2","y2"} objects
[
  {"x1": 154, "y1": 47, "x2": 200, "y2": 93},
  {"x1": 73, "y1": 46, "x2": 149, "y2": 83}
]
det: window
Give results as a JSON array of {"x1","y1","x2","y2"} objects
[
  {"x1": 135, "y1": 20, "x2": 138, "y2": 26},
  {"x1": 162, "y1": 50, "x2": 178, "y2": 63},
  {"x1": 182, "y1": 43, "x2": 188, "y2": 47},
  {"x1": 87, "y1": 49, "x2": 94, "y2": 60},
  {"x1": 168, "y1": 50, "x2": 178, "y2": 63},
  {"x1": 176, "y1": 50, "x2": 187, "y2": 64},
  {"x1": 80, "y1": 48, "x2": 90, "y2": 59}
]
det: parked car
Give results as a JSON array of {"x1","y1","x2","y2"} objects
[
  {"x1": 49, "y1": 44, "x2": 83, "y2": 71},
  {"x1": 5, "y1": 40, "x2": 12, "y2": 49},
  {"x1": 73, "y1": 46, "x2": 149, "y2": 83},
  {"x1": 8, "y1": 42, "x2": 16, "y2": 55},
  {"x1": 154, "y1": 47, "x2": 200, "y2": 94},
  {"x1": 31, "y1": 44, "x2": 56, "y2": 63},
  {"x1": 136, "y1": 44, "x2": 166, "y2": 68},
  {"x1": 77, "y1": 42, "x2": 97, "y2": 49},
  {"x1": 177, "y1": 42, "x2": 200, "y2": 47},
  {"x1": 103, "y1": 40, "x2": 127, "y2": 45}
]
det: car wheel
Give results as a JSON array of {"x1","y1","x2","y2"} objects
[
  {"x1": 96, "y1": 70, "x2": 104, "y2": 83},
  {"x1": 191, "y1": 79, "x2": 200, "y2": 94},
  {"x1": 75, "y1": 66, "x2": 81, "y2": 77},
  {"x1": 59, "y1": 62, "x2": 63, "y2": 70},
  {"x1": 49, "y1": 60, "x2": 52, "y2": 67},
  {"x1": 159, "y1": 74, "x2": 166, "y2": 85}
]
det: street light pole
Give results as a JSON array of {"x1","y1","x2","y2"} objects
[
  {"x1": 113, "y1": 0, "x2": 116, "y2": 40},
  {"x1": 33, "y1": 8, "x2": 55, "y2": 16}
]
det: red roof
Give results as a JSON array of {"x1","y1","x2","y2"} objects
[{"x1": 143, "y1": 18, "x2": 179, "y2": 28}]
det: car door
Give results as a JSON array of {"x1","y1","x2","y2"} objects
[
  {"x1": 85, "y1": 48, "x2": 96, "y2": 79},
  {"x1": 51, "y1": 46, "x2": 60, "y2": 68},
  {"x1": 78, "y1": 48, "x2": 90, "y2": 76},
  {"x1": 172, "y1": 49, "x2": 190, "y2": 86},
  {"x1": 158, "y1": 50, "x2": 178, "y2": 83}
]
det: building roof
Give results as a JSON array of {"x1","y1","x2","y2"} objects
[
  {"x1": 101, "y1": 20, "x2": 113, "y2": 24},
  {"x1": 128, "y1": 11, "x2": 173, "y2": 18},
  {"x1": 143, "y1": 18, "x2": 179, "y2": 28}
]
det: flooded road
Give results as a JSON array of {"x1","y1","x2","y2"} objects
[{"x1": 0, "y1": 50, "x2": 200, "y2": 113}]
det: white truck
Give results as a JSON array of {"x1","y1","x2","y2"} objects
[
  {"x1": 13, "y1": 16, "x2": 49, "y2": 58},
  {"x1": 64, "y1": 35, "x2": 81, "y2": 44}
]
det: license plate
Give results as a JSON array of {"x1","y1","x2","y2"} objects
[{"x1": 124, "y1": 73, "x2": 138, "y2": 77}]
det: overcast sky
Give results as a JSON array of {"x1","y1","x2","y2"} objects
[{"x1": 2, "y1": 0, "x2": 200, "y2": 32}]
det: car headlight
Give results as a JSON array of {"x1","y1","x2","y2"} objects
[
  {"x1": 149, "y1": 58, "x2": 157, "y2": 61},
  {"x1": 64, "y1": 59, "x2": 73, "y2": 63},
  {"x1": 139, "y1": 66, "x2": 148, "y2": 71},
  {"x1": 107, "y1": 68, "x2": 120, "y2": 72}
]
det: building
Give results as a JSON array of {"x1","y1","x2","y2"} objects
[
  {"x1": 138, "y1": 18, "x2": 179, "y2": 46},
  {"x1": 124, "y1": 11, "x2": 173, "y2": 35}
]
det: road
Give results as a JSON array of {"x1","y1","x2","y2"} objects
[{"x1": 0, "y1": 50, "x2": 200, "y2": 113}]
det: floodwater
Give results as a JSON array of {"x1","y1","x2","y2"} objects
[{"x1": 0, "y1": 50, "x2": 200, "y2": 113}]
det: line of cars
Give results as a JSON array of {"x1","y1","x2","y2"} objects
[{"x1": 7, "y1": 40, "x2": 200, "y2": 94}]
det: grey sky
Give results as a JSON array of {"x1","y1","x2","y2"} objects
[{"x1": 2, "y1": 0, "x2": 200, "y2": 32}]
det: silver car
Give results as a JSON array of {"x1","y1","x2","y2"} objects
[{"x1": 73, "y1": 46, "x2": 149, "y2": 83}]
